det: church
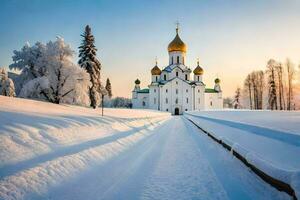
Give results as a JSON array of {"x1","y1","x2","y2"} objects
[{"x1": 132, "y1": 27, "x2": 223, "y2": 115}]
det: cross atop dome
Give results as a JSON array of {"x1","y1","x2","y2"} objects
[
  {"x1": 168, "y1": 23, "x2": 187, "y2": 53},
  {"x1": 175, "y1": 21, "x2": 180, "y2": 34}
]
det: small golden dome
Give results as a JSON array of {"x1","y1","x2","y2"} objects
[
  {"x1": 215, "y1": 78, "x2": 220, "y2": 84},
  {"x1": 151, "y1": 65, "x2": 161, "y2": 75},
  {"x1": 135, "y1": 79, "x2": 140, "y2": 84},
  {"x1": 193, "y1": 60, "x2": 204, "y2": 75},
  {"x1": 168, "y1": 29, "x2": 187, "y2": 53}
]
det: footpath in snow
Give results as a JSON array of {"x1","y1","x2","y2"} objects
[{"x1": 185, "y1": 110, "x2": 300, "y2": 199}]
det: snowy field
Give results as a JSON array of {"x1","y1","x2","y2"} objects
[
  {"x1": 0, "y1": 96, "x2": 170, "y2": 199},
  {"x1": 185, "y1": 110, "x2": 300, "y2": 199},
  {"x1": 0, "y1": 96, "x2": 296, "y2": 200}
]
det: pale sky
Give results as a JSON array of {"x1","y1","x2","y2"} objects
[{"x1": 0, "y1": 0, "x2": 300, "y2": 98}]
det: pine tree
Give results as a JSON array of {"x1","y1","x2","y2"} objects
[
  {"x1": 78, "y1": 25, "x2": 102, "y2": 109},
  {"x1": 105, "y1": 78, "x2": 112, "y2": 99},
  {"x1": 0, "y1": 68, "x2": 15, "y2": 97}
]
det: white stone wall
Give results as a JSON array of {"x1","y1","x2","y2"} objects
[
  {"x1": 194, "y1": 85, "x2": 205, "y2": 110},
  {"x1": 132, "y1": 92, "x2": 149, "y2": 109},
  {"x1": 204, "y1": 92, "x2": 223, "y2": 110},
  {"x1": 160, "y1": 78, "x2": 194, "y2": 115},
  {"x1": 149, "y1": 85, "x2": 159, "y2": 110}
]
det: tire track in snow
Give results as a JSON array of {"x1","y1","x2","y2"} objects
[{"x1": 140, "y1": 117, "x2": 229, "y2": 200}]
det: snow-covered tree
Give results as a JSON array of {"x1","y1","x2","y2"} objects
[
  {"x1": 9, "y1": 37, "x2": 90, "y2": 106},
  {"x1": 105, "y1": 78, "x2": 112, "y2": 99},
  {"x1": 0, "y1": 68, "x2": 16, "y2": 97},
  {"x1": 110, "y1": 97, "x2": 132, "y2": 108},
  {"x1": 233, "y1": 87, "x2": 242, "y2": 109},
  {"x1": 286, "y1": 59, "x2": 295, "y2": 110},
  {"x1": 78, "y1": 25, "x2": 102, "y2": 109},
  {"x1": 266, "y1": 59, "x2": 278, "y2": 110}
]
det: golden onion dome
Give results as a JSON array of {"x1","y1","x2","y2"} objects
[
  {"x1": 151, "y1": 65, "x2": 161, "y2": 75},
  {"x1": 193, "y1": 60, "x2": 204, "y2": 75},
  {"x1": 168, "y1": 28, "x2": 187, "y2": 53},
  {"x1": 215, "y1": 78, "x2": 220, "y2": 84}
]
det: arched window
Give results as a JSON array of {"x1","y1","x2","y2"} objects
[
  {"x1": 186, "y1": 89, "x2": 188, "y2": 93},
  {"x1": 185, "y1": 74, "x2": 188, "y2": 80},
  {"x1": 175, "y1": 98, "x2": 178, "y2": 104},
  {"x1": 171, "y1": 57, "x2": 174, "y2": 64},
  {"x1": 142, "y1": 101, "x2": 146, "y2": 106},
  {"x1": 155, "y1": 76, "x2": 158, "y2": 82},
  {"x1": 197, "y1": 76, "x2": 199, "y2": 82},
  {"x1": 210, "y1": 101, "x2": 213, "y2": 106},
  {"x1": 166, "y1": 98, "x2": 168, "y2": 104},
  {"x1": 176, "y1": 71, "x2": 178, "y2": 77},
  {"x1": 177, "y1": 56, "x2": 179, "y2": 64},
  {"x1": 164, "y1": 74, "x2": 167, "y2": 81},
  {"x1": 154, "y1": 89, "x2": 156, "y2": 93},
  {"x1": 166, "y1": 89, "x2": 168, "y2": 93},
  {"x1": 198, "y1": 98, "x2": 200, "y2": 104},
  {"x1": 186, "y1": 98, "x2": 189, "y2": 103},
  {"x1": 176, "y1": 89, "x2": 178, "y2": 94},
  {"x1": 154, "y1": 98, "x2": 156, "y2": 104}
]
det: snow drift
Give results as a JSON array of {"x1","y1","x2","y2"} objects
[
  {"x1": 185, "y1": 110, "x2": 300, "y2": 199},
  {"x1": 0, "y1": 96, "x2": 170, "y2": 200}
]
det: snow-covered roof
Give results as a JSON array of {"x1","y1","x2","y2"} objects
[
  {"x1": 162, "y1": 64, "x2": 191, "y2": 73},
  {"x1": 156, "y1": 76, "x2": 204, "y2": 86}
]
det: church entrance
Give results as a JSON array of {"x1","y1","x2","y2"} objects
[{"x1": 174, "y1": 107, "x2": 180, "y2": 115}]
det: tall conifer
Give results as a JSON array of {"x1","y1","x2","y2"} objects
[{"x1": 79, "y1": 25, "x2": 102, "y2": 108}]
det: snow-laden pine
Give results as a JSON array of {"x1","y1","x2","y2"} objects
[
  {"x1": 0, "y1": 68, "x2": 15, "y2": 97},
  {"x1": 78, "y1": 25, "x2": 102, "y2": 108},
  {"x1": 9, "y1": 37, "x2": 90, "y2": 105}
]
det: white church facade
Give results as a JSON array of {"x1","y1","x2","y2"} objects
[{"x1": 132, "y1": 27, "x2": 223, "y2": 115}]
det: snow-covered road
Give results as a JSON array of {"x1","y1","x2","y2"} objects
[{"x1": 40, "y1": 117, "x2": 288, "y2": 200}]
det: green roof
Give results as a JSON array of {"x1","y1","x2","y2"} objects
[
  {"x1": 205, "y1": 88, "x2": 218, "y2": 93},
  {"x1": 137, "y1": 88, "x2": 149, "y2": 93}
]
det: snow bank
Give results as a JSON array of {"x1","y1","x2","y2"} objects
[
  {"x1": 0, "y1": 96, "x2": 170, "y2": 199},
  {"x1": 185, "y1": 111, "x2": 300, "y2": 199}
]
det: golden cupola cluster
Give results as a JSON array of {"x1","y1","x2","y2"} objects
[
  {"x1": 151, "y1": 60, "x2": 162, "y2": 75},
  {"x1": 193, "y1": 59, "x2": 204, "y2": 75},
  {"x1": 167, "y1": 28, "x2": 187, "y2": 53}
]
